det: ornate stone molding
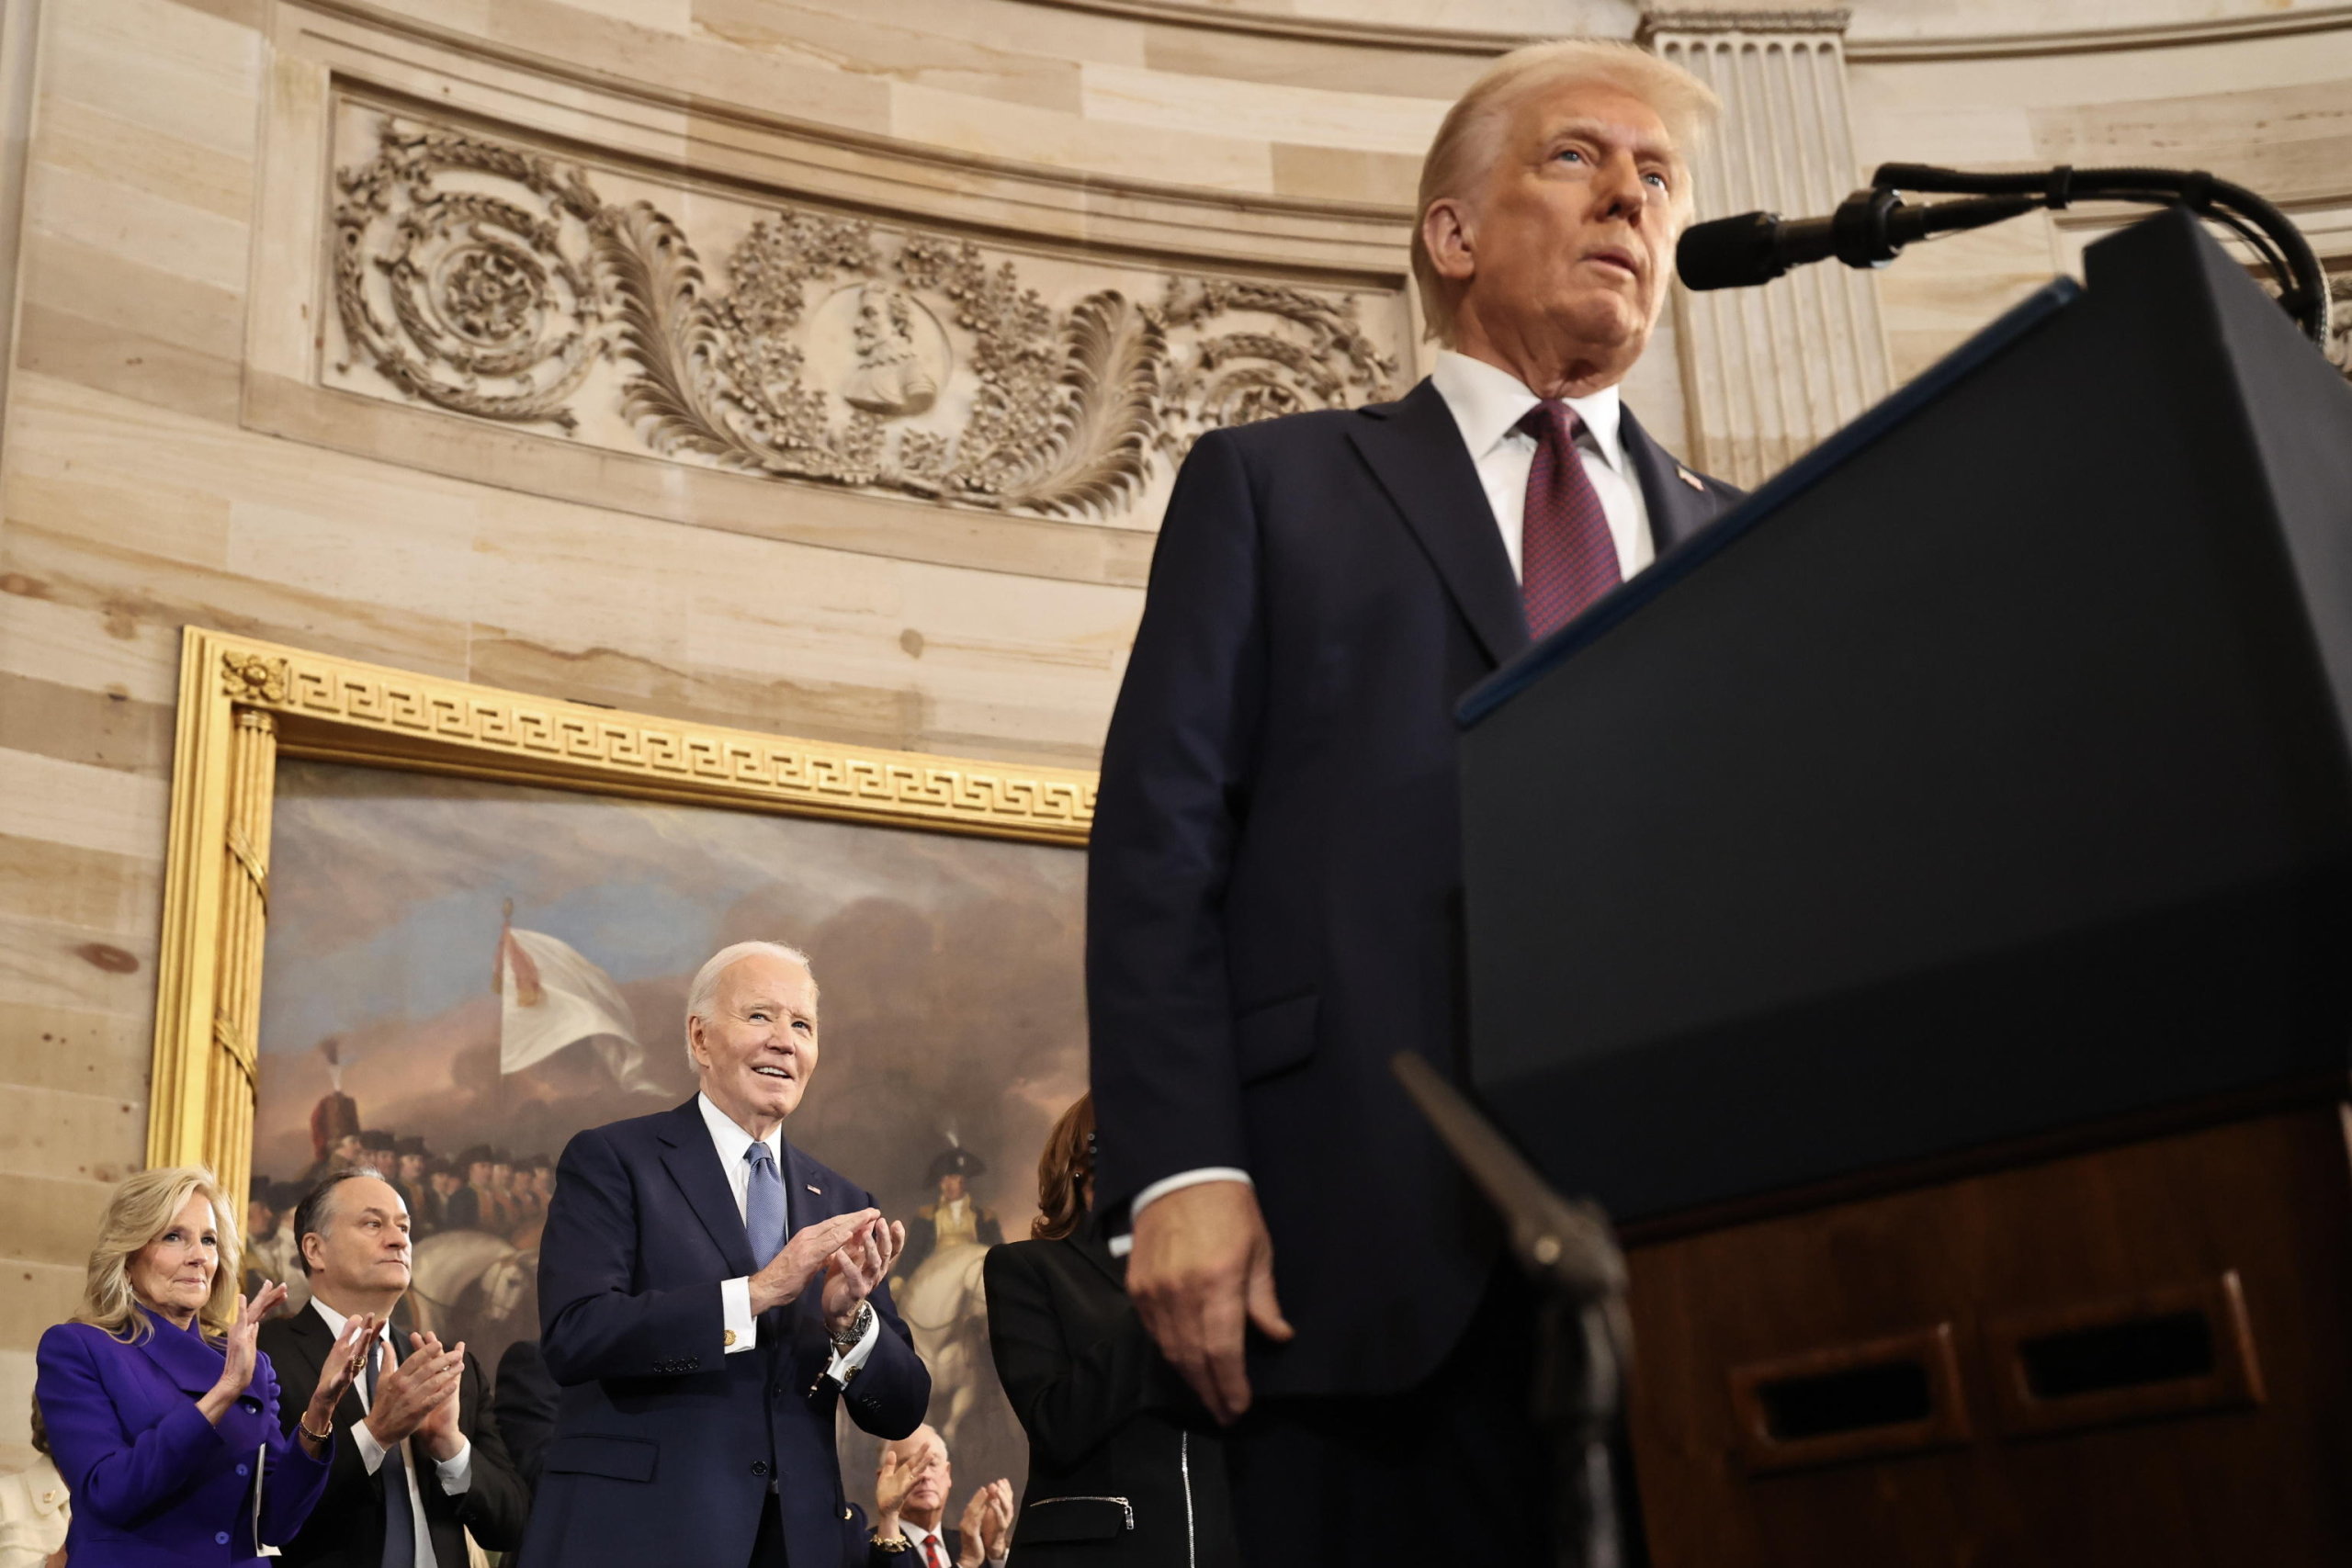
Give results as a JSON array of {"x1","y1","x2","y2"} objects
[
  {"x1": 1637, "y1": 8, "x2": 1851, "y2": 40},
  {"x1": 327, "y1": 110, "x2": 1400, "y2": 526}
]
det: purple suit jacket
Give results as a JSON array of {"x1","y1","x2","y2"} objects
[{"x1": 36, "y1": 1308, "x2": 334, "y2": 1566}]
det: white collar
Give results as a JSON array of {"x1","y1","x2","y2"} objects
[
  {"x1": 308, "y1": 1296, "x2": 394, "y2": 1348},
  {"x1": 904, "y1": 1517, "x2": 944, "y2": 1549},
  {"x1": 698, "y1": 1090, "x2": 784, "y2": 1169},
  {"x1": 1430, "y1": 348, "x2": 1626, "y2": 472}
]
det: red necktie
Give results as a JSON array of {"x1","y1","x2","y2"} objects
[
  {"x1": 1518, "y1": 400, "x2": 1622, "y2": 638},
  {"x1": 922, "y1": 1535, "x2": 946, "y2": 1568}
]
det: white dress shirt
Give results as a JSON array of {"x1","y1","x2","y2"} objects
[
  {"x1": 697, "y1": 1092, "x2": 881, "y2": 1381},
  {"x1": 1430, "y1": 347, "x2": 1656, "y2": 582},
  {"x1": 307, "y1": 1298, "x2": 470, "y2": 1568},
  {"x1": 1121, "y1": 355, "x2": 1662, "y2": 1236},
  {"x1": 901, "y1": 1515, "x2": 1007, "y2": 1568}
]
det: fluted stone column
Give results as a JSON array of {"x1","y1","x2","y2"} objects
[{"x1": 1644, "y1": 8, "x2": 1894, "y2": 487}]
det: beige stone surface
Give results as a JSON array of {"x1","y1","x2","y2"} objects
[{"x1": 0, "y1": 0, "x2": 2346, "y2": 1454}]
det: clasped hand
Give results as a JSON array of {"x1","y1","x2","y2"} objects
[
  {"x1": 745, "y1": 1209, "x2": 906, "y2": 1333},
  {"x1": 364, "y1": 1330, "x2": 469, "y2": 1462}
]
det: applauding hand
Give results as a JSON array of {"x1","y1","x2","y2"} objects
[
  {"x1": 198, "y1": 1284, "x2": 288, "y2": 1425},
  {"x1": 747, "y1": 1210, "x2": 878, "y2": 1316},
  {"x1": 821, "y1": 1217, "x2": 905, "y2": 1334}
]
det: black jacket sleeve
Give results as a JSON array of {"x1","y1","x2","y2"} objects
[
  {"x1": 984, "y1": 1245, "x2": 1192, "y2": 1474},
  {"x1": 428, "y1": 1348, "x2": 530, "y2": 1551},
  {"x1": 491, "y1": 1340, "x2": 558, "y2": 1493},
  {"x1": 1086, "y1": 429, "x2": 1266, "y2": 1210}
]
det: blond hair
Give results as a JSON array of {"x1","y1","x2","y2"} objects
[
  {"x1": 1411, "y1": 39, "x2": 1722, "y2": 344},
  {"x1": 74, "y1": 1165, "x2": 242, "y2": 1345}
]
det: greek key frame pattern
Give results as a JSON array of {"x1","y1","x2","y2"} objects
[{"x1": 211, "y1": 636, "x2": 1095, "y2": 844}]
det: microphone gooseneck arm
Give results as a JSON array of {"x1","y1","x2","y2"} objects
[{"x1": 1676, "y1": 163, "x2": 2332, "y2": 349}]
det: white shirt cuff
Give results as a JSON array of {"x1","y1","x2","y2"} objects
[
  {"x1": 1115, "y1": 1168, "x2": 1253, "y2": 1258},
  {"x1": 351, "y1": 1420, "x2": 388, "y2": 1475},
  {"x1": 721, "y1": 1276, "x2": 756, "y2": 1353},
  {"x1": 823, "y1": 1302, "x2": 884, "y2": 1385},
  {"x1": 435, "y1": 1438, "x2": 472, "y2": 1495}
]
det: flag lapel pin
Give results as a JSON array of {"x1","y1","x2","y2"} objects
[{"x1": 1678, "y1": 467, "x2": 1704, "y2": 491}]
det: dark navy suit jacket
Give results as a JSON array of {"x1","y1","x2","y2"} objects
[
  {"x1": 1088, "y1": 378, "x2": 1743, "y2": 1399},
  {"x1": 36, "y1": 1308, "x2": 334, "y2": 1565},
  {"x1": 516, "y1": 1098, "x2": 929, "y2": 1568}
]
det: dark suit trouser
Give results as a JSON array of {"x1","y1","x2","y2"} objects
[
  {"x1": 1226, "y1": 1268, "x2": 1645, "y2": 1568},
  {"x1": 751, "y1": 1493, "x2": 789, "y2": 1568}
]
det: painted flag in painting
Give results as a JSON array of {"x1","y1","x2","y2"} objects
[{"x1": 495, "y1": 919, "x2": 667, "y2": 1095}]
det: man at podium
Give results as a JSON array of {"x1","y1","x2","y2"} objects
[{"x1": 1087, "y1": 37, "x2": 1748, "y2": 1567}]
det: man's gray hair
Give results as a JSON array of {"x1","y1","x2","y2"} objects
[{"x1": 683, "y1": 941, "x2": 818, "y2": 1067}]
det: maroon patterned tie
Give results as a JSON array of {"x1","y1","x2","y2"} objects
[{"x1": 1519, "y1": 400, "x2": 1622, "y2": 639}]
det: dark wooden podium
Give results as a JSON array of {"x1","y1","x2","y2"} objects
[{"x1": 1453, "y1": 209, "x2": 2352, "y2": 1563}]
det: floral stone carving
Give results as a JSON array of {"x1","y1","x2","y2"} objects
[{"x1": 330, "y1": 114, "x2": 1402, "y2": 522}]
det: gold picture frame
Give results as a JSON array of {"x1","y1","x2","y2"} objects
[{"x1": 146, "y1": 626, "x2": 1098, "y2": 1202}]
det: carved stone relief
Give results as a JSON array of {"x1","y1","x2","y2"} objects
[{"x1": 326, "y1": 106, "x2": 1403, "y2": 528}]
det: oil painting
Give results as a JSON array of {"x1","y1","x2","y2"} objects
[{"x1": 245, "y1": 757, "x2": 1088, "y2": 1506}]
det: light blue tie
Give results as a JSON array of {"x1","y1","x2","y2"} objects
[{"x1": 745, "y1": 1143, "x2": 786, "y2": 1270}]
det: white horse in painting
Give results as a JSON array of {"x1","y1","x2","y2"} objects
[
  {"x1": 899, "y1": 1242, "x2": 993, "y2": 1450},
  {"x1": 408, "y1": 1229, "x2": 533, "y2": 1339}
]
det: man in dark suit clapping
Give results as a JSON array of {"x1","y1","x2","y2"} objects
[
  {"x1": 516, "y1": 940, "x2": 929, "y2": 1568},
  {"x1": 258, "y1": 1169, "x2": 531, "y2": 1567},
  {"x1": 1087, "y1": 37, "x2": 1744, "y2": 1566}
]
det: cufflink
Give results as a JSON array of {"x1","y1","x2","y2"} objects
[
  {"x1": 723, "y1": 1330, "x2": 737, "y2": 1347},
  {"x1": 1678, "y1": 467, "x2": 1705, "y2": 491}
]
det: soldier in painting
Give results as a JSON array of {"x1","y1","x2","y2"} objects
[{"x1": 895, "y1": 1146, "x2": 1003, "y2": 1291}]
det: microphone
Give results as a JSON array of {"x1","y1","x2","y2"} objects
[
  {"x1": 1675, "y1": 210, "x2": 1837, "y2": 291},
  {"x1": 1678, "y1": 188, "x2": 2037, "y2": 291}
]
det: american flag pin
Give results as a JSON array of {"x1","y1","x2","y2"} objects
[
  {"x1": 1678, "y1": 467, "x2": 1705, "y2": 491},
  {"x1": 807, "y1": 1184, "x2": 822, "y2": 1195}
]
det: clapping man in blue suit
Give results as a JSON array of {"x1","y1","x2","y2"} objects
[{"x1": 518, "y1": 940, "x2": 929, "y2": 1568}]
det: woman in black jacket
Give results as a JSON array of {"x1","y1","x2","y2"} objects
[{"x1": 985, "y1": 1096, "x2": 1239, "y2": 1566}]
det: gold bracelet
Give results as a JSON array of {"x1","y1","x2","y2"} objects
[
  {"x1": 298, "y1": 1413, "x2": 334, "y2": 1445},
  {"x1": 871, "y1": 1535, "x2": 910, "y2": 1553}
]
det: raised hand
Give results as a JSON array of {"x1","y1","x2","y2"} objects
[
  {"x1": 409, "y1": 1333, "x2": 469, "y2": 1461},
  {"x1": 873, "y1": 1441, "x2": 922, "y2": 1529},
  {"x1": 956, "y1": 1485, "x2": 991, "y2": 1568},
  {"x1": 298, "y1": 1309, "x2": 378, "y2": 1453},
  {"x1": 1126, "y1": 1180, "x2": 1292, "y2": 1426},
  {"x1": 198, "y1": 1283, "x2": 287, "y2": 1424},
  {"x1": 820, "y1": 1218, "x2": 904, "y2": 1332},
  {"x1": 361, "y1": 1333, "x2": 464, "y2": 1448},
  {"x1": 978, "y1": 1478, "x2": 1015, "y2": 1559},
  {"x1": 746, "y1": 1209, "x2": 877, "y2": 1315}
]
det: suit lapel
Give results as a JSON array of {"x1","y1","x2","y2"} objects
[
  {"x1": 134, "y1": 1308, "x2": 227, "y2": 1396},
  {"x1": 783, "y1": 1141, "x2": 826, "y2": 1234},
  {"x1": 1620, "y1": 405, "x2": 1727, "y2": 556},
  {"x1": 1069, "y1": 1208, "x2": 1126, "y2": 1292},
  {"x1": 1346, "y1": 379, "x2": 1530, "y2": 669},
  {"x1": 656, "y1": 1098, "x2": 758, "y2": 1278}
]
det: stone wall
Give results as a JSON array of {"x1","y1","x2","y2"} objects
[{"x1": 1, "y1": 0, "x2": 2346, "y2": 1464}]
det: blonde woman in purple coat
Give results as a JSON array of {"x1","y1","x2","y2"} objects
[{"x1": 35, "y1": 1166, "x2": 376, "y2": 1566}]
